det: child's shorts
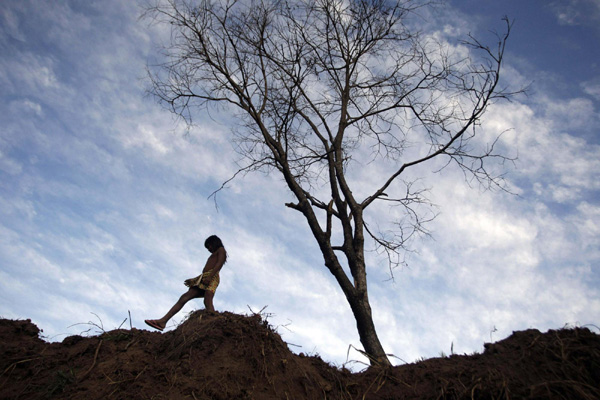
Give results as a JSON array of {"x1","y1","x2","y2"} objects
[{"x1": 186, "y1": 272, "x2": 220, "y2": 293}]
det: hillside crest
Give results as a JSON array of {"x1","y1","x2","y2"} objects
[{"x1": 1, "y1": 311, "x2": 599, "y2": 399}]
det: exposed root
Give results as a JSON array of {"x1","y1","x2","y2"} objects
[{"x1": 78, "y1": 339, "x2": 102, "y2": 382}]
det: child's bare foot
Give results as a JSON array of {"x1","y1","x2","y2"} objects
[{"x1": 144, "y1": 319, "x2": 164, "y2": 331}]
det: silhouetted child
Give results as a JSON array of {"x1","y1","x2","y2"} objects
[{"x1": 144, "y1": 235, "x2": 227, "y2": 331}]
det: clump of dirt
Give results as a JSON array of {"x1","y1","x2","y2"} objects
[{"x1": 1, "y1": 311, "x2": 599, "y2": 399}]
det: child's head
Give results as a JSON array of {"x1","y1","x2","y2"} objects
[{"x1": 205, "y1": 235, "x2": 224, "y2": 252}]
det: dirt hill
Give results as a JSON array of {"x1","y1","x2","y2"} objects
[{"x1": 1, "y1": 311, "x2": 599, "y2": 399}]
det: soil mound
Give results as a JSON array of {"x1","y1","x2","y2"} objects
[{"x1": 1, "y1": 311, "x2": 599, "y2": 399}]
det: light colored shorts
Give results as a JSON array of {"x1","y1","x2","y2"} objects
[{"x1": 186, "y1": 271, "x2": 220, "y2": 293}]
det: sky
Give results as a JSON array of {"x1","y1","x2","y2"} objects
[{"x1": 1, "y1": 0, "x2": 599, "y2": 370}]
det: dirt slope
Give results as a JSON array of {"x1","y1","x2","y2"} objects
[{"x1": 1, "y1": 311, "x2": 599, "y2": 399}]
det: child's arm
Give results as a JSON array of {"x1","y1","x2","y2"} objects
[
  {"x1": 201, "y1": 247, "x2": 227, "y2": 283},
  {"x1": 211, "y1": 247, "x2": 227, "y2": 274}
]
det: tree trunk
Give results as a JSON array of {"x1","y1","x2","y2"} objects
[
  {"x1": 281, "y1": 154, "x2": 390, "y2": 366},
  {"x1": 345, "y1": 281, "x2": 391, "y2": 367},
  {"x1": 320, "y1": 243, "x2": 391, "y2": 367}
]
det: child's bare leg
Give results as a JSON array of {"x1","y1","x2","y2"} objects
[
  {"x1": 155, "y1": 287, "x2": 203, "y2": 328},
  {"x1": 204, "y1": 291, "x2": 215, "y2": 312}
]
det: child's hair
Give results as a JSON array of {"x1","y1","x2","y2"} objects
[{"x1": 205, "y1": 235, "x2": 224, "y2": 250}]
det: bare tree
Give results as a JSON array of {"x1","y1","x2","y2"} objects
[{"x1": 144, "y1": 0, "x2": 515, "y2": 366}]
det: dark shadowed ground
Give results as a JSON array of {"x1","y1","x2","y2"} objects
[{"x1": 1, "y1": 311, "x2": 599, "y2": 399}]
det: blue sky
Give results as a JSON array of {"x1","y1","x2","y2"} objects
[{"x1": 1, "y1": 0, "x2": 599, "y2": 369}]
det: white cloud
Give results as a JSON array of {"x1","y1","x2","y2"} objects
[
  {"x1": 551, "y1": 0, "x2": 600, "y2": 27},
  {"x1": 582, "y1": 79, "x2": 600, "y2": 101},
  {"x1": 573, "y1": 201, "x2": 600, "y2": 242},
  {"x1": 0, "y1": 6, "x2": 26, "y2": 43},
  {"x1": 0, "y1": 149, "x2": 23, "y2": 176},
  {"x1": 0, "y1": 53, "x2": 60, "y2": 94},
  {"x1": 483, "y1": 99, "x2": 600, "y2": 197},
  {"x1": 542, "y1": 97, "x2": 596, "y2": 131},
  {"x1": 8, "y1": 99, "x2": 44, "y2": 117}
]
